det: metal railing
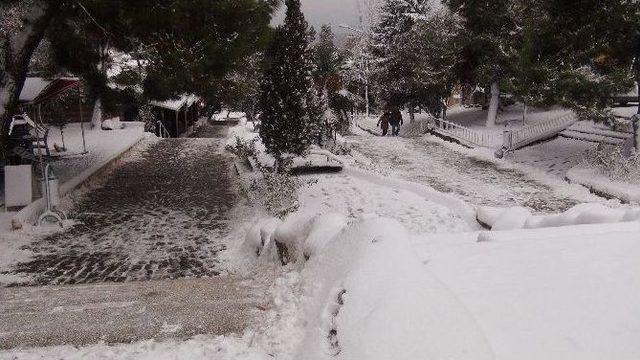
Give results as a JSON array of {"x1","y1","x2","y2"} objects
[
  {"x1": 156, "y1": 121, "x2": 171, "y2": 139},
  {"x1": 433, "y1": 118, "x2": 497, "y2": 148},
  {"x1": 509, "y1": 112, "x2": 576, "y2": 150}
]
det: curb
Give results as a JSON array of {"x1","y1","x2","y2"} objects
[{"x1": 12, "y1": 132, "x2": 148, "y2": 229}]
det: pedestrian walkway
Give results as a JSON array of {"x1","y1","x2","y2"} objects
[
  {"x1": 0, "y1": 276, "x2": 263, "y2": 349},
  {"x1": 349, "y1": 134, "x2": 583, "y2": 213},
  {"x1": 1, "y1": 122, "x2": 241, "y2": 286}
]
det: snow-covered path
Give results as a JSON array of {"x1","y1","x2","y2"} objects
[
  {"x1": 347, "y1": 133, "x2": 584, "y2": 213},
  {"x1": 0, "y1": 276, "x2": 264, "y2": 350},
  {"x1": 298, "y1": 172, "x2": 471, "y2": 234},
  {"x1": 1, "y1": 123, "x2": 245, "y2": 286}
]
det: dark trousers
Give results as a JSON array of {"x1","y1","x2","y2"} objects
[
  {"x1": 391, "y1": 124, "x2": 401, "y2": 136},
  {"x1": 381, "y1": 125, "x2": 389, "y2": 136}
]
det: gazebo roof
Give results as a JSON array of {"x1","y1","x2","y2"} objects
[
  {"x1": 19, "y1": 78, "x2": 51, "y2": 102},
  {"x1": 19, "y1": 77, "x2": 81, "y2": 105}
]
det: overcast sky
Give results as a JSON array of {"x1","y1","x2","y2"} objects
[{"x1": 272, "y1": 0, "x2": 363, "y2": 37}]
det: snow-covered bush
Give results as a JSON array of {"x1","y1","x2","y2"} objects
[
  {"x1": 251, "y1": 170, "x2": 304, "y2": 218},
  {"x1": 225, "y1": 135, "x2": 258, "y2": 161},
  {"x1": 271, "y1": 212, "x2": 349, "y2": 264},
  {"x1": 580, "y1": 145, "x2": 640, "y2": 183},
  {"x1": 138, "y1": 103, "x2": 157, "y2": 133},
  {"x1": 323, "y1": 137, "x2": 351, "y2": 156},
  {"x1": 478, "y1": 203, "x2": 640, "y2": 231}
]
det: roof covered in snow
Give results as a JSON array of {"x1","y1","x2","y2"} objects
[
  {"x1": 19, "y1": 78, "x2": 51, "y2": 102},
  {"x1": 150, "y1": 95, "x2": 200, "y2": 111}
]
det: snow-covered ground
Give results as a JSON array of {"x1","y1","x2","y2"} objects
[
  {"x1": 47, "y1": 122, "x2": 146, "y2": 183},
  {"x1": 3, "y1": 114, "x2": 639, "y2": 359},
  {"x1": 511, "y1": 136, "x2": 596, "y2": 178},
  {"x1": 412, "y1": 221, "x2": 640, "y2": 360},
  {"x1": 298, "y1": 172, "x2": 471, "y2": 234},
  {"x1": 345, "y1": 127, "x2": 603, "y2": 213},
  {"x1": 1, "y1": 122, "x2": 145, "y2": 236}
]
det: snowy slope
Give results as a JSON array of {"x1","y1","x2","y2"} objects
[{"x1": 412, "y1": 222, "x2": 640, "y2": 360}]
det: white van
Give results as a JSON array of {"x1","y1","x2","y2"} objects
[{"x1": 614, "y1": 82, "x2": 639, "y2": 105}]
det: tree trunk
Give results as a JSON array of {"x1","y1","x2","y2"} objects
[
  {"x1": 91, "y1": 99, "x2": 103, "y2": 129},
  {"x1": 633, "y1": 115, "x2": 639, "y2": 151},
  {"x1": 486, "y1": 82, "x2": 500, "y2": 127},
  {"x1": 0, "y1": 1, "x2": 60, "y2": 156},
  {"x1": 409, "y1": 107, "x2": 415, "y2": 123},
  {"x1": 522, "y1": 102, "x2": 528, "y2": 125},
  {"x1": 60, "y1": 128, "x2": 66, "y2": 150}
]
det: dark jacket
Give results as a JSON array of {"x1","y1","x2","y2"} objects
[
  {"x1": 388, "y1": 110, "x2": 403, "y2": 126},
  {"x1": 377, "y1": 113, "x2": 390, "y2": 128}
]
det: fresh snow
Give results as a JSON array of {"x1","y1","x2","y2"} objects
[
  {"x1": 412, "y1": 221, "x2": 640, "y2": 360},
  {"x1": 478, "y1": 203, "x2": 639, "y2": 230},
  {"x1": 567, "y1": 166, "x2": 640, "y2": 204}
]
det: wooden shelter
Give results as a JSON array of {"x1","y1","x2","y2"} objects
[{"x1": 150, "y1": 95, "x2": 201, "y2": 138}]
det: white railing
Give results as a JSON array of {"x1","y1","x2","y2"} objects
[
  {"x1": 509, "y1": 112, "x2": 576, "y2": 150},
  {"x1": 156, "y1": 121, "x2": 171, "y2": 138},
  {"x1": 433, "y1": 118, "x2": 497, "y2": 148}
]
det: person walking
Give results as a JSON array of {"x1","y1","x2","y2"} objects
[
  {"x1": 389, "y1": 108, "x2": 403, "y2": 136},
  {"x1": 377, "y1": 112, "x2": 390, "y2": 136}
]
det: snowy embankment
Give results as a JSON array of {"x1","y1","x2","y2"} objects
[
  {"x1": 412, "y1": 221, "x2": 640, "y2": 360},
  {"x1": 477, "y1": 202, "x2": 640, "y2": 231},
  {"x1": 245, "y1": 205, "x2": 640, "y2": 360},
  {"x1": 566, "y1": 166, "x2": 640, "y2": 204},
  {"x1": 243, "y1": 213, "x2": 493, "y2": 360}
]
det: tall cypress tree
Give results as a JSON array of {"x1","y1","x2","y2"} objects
[{"x1": 259, "y1": 0, "x2": 320, "y2": 170}]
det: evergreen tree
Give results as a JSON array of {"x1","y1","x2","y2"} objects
[
  {"x1": 444, "y1": 0, "x2": 516, "y2": 126},
  {"x1": 395, "y1": 11, "x2": 462, "y2": 118},
  {"x1": 313, "y1": 25, "x2": 343, "y2": 89},
  {"x1": 370, "y1": 0, "x2": 431, "y2": 110},
  {"x1": 1, "y1": 0, "x2": 278, "y2": 156},
  {"x1": 259, "y1": 0, "x2": 321, "y2": 170}
]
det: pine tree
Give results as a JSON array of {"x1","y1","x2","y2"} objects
[
  {"x1": 444, "y1": 0, "x2": 515, "y2": 126},
  {"x1": 395, "y1": 11, "x2": 462, "y2": 117},
  {"x1": 370, "y1": 0, "x2": 431, "y2": 109},
  {"x1": 313, "y1": 25, "x2": 343, "y2": 90},
  {"x1": 259, "y1": 0, "x2": 321, "y2": 170}
]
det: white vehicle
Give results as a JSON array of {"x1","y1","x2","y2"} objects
[{"x1": 614, "y1": 82, "x2": 639, "y2": 105}]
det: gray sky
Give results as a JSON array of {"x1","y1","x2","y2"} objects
[{"x1": 272, "y1": 0, "x2": 363, "y2": 37}]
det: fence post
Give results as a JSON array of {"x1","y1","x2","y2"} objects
[{"x1": 502, "y1": 130, "x2": 513, "y2": 151}]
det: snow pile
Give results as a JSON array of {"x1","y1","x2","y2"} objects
[
  {"x1": 294, "y1": 216, "x2": 492, "y2": 360},
  {"x1": 272, "y1": 212, "x2": 350, "y2": 261},
  {"x1": 478, "y1": 203, "x2": 640, "y2": 230},
  {"x1": 243, "y1": 217, "x2": 282, "y2": 257}
]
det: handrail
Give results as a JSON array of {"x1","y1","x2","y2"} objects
[
  {"x1": 510, "y1": 112, "x2": 576, "y2": 149},
  {"x1": 433, "y1": 118, "x2": 497, "y2": 148},
  {"x1": 156, "y1": 120, "x2": 171, "y2": 138}
]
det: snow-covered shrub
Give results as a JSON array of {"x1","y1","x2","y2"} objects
[
  {"x1": 323, "y1": 137, "x2": 351, "y2": 156},
  {"x1": 271, "y1": 212, "x2": 349, "y2": 264},
  {"x1": 243, "y1": 217, "x2": 282, "y2": 257},
  {"x1": 251, "y1": 170, "x2": 304, "y2": 218},
  {"x1": 226, "y1": 136, "x2": 258, "y2": 161},
  {"x1": 138, "y1": 103, "x2": 157, "y2": 133},
  {"x1": 580, "y1": 145, "x2": 640, "y2": 183}
]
